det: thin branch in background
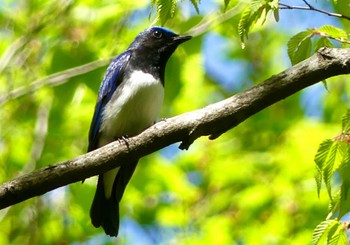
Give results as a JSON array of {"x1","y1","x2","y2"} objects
[
  {"x1": 301, "y1": 0, "x2": 312, "y2": 8},
  {"x1": 279, "y1": 0, "x2": 350, "y2": 21},
  {"x1": 0, "y1": 58, "x2": 112, "y2": 105},
  {"x1": 186, "y1": 2, "x2": 245, "y2": 37},
  {"x1": 0, "y1": 37, "x2": 28, "y2": 74},
  {"x1": 23, "y1": 98, "x2": 52, "y2": 174}
]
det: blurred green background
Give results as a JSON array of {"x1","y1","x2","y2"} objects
[{"x1": 1, "y1": 0, "x2": 349, "y2": 244}]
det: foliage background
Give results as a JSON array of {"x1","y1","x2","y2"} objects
[{"x1": 1, "y1": 0, "x2": 349, "y2": 244}]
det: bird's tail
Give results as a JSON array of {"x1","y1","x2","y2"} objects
[
  {"x1": 90, "y1": 160, "x2": 139, "y2": 237},
  {"x1": 90, "y1": 175, "x2": 120, "y2": 237}
]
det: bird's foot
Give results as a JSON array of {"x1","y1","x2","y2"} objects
[
  {"x1": 153, "y1": 118, "x2": 167, "y2": 125},
  {"x1": 117, "y1": 136, "x2": 130, "y2": 149}
]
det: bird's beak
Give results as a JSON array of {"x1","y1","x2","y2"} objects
[{"x1": 172, "y1": 35, "x2": 192, "y2": 44}]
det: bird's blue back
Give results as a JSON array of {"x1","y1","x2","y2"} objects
[{"x1": 88, "y1": 50, "x2": 132, "y2": 152}]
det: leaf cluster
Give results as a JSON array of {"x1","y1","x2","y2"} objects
[
  {"x1": 151, "y1": 0, "x2": 200, "y2": 25},
  {"x1": 313, "y1": 110, "x2": 350, "y2": 244},
  {"x1": 288, "y1": 25, "x2": 349, "y2": 65},
  {"x1": 238, "y1": 0, "x2": 279, "y2": 44}
]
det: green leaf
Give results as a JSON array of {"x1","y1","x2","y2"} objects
[
  {"x1": 339, "y1": 180, "x2": 350, "y2": 219},
  {"x1": 328, "y1": 190, "x2": 340, "y2": 215},
  {"x1": 238, "y1": 5, "x2": 253, "y2": 42},
  {"x1": 238, "y1": 0, "x2": 279, "y2": 43},
  {"x1": 315, "y1": 139, "x2": 333, "y2": 196},
  {"x1": 338, "y1": 148, "x2": 350, "y2": 218},
  {"x1": 287, "y1": 30, "x2": 313, "y2": 65},
  {"x1": 312, "y1": 219, "x2": 339, "y2": 245},
  {"x1": 154, "y1": 0, "x2": 177, "y2": 25},
  {"x1": 323, "y1": 141, "x2": 347, "y2": 199},
  {"x1": 328, "y1": 222, "x2": 348, "y2": 245},
  {"x1": 336, "y1": 231, "x2": 348, "y2": 245},
  {"x1": 273, "y1": 8, "x2": 279, "y2": 22},
  {"x1": 318, "y1": 25, "x2": 348, "y2": 40},
  {"x1": 322, "y1": 80, "x2": 329, "y2": 92},
  {"x1": 315, "y1": 168, "x2": 323, "y2": 198},
  {"x1": 189, "y1": 0, "x2": 200, "y2": 14},
  {"x1": 250, "y1": 0, "x2": 263, "y2": 12},
  {"x1": 224, "y1": 0, "x2": 230, "y2": 11},
  {"x1": 342, "y1": 110, "x2": 350, "y2": 133},
  {"x1": 314, "y1": 37, "x2": 334, "y2": 52},
  {"x1": 293, "y1": 37, "x2": 312, "y2": 64},
  {"x1": 312, "y1": 219, "x2": 348, "y2": 245},
  {"x1": 269, "y1": 0, "x2": 279, "y2": 22},
  {"x1": 314, "y1": 139, "x2": 347, "y2": 199}
]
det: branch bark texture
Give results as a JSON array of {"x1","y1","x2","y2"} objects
[{"x1": 1, "y1": 47, "x2": 350, "y2": 209}]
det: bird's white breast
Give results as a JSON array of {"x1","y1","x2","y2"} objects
[
  {"x1": 99, "y1": 70, "x2": 164, "y2": 198},
  {"x1": 100, "y1": 70, "x2": 164, "y2": 143}
]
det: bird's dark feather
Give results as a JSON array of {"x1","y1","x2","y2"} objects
[
  {"x1": 90, "y1": 160, "x2": 138, "y2": 237},
  {"x1": 87, "y1": 51, "x2": 132, "y2": 152}
]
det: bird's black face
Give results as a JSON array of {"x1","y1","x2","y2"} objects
[
  {"x1": 128, "y1": 27, "x2": 191, "y2": 80},
  {"x1": 130, "y1": 27, "x2": 192, "y2": 58}
]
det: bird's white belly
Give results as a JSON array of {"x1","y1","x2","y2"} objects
[{"x1": 99, "y1": 70, "x2": 164, "y2": 198}]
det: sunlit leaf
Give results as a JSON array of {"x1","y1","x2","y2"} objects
[
  {"x1": 338, "y1": 147, "x2": 350, "y2": 218},
  {"x1": 154, "y1": 0, "x2": 177, "y2": 25},
  {"x1": 327, "y1": 222, "x2": 348, "y2": 245},
  {"x1": 224, "y1": 0, "x2": 231, "y2": 11},
  {"x1": 318, "y1": 25, "x2": 348, "y2": 40},
  {"x1": 273, "y1": 8, "x2": 279, "y2": 22},
  {"x1": 314, "y1": 37, "x2": 334, "y2": 52},
  {"x1": 238, "y1": 5, "x2": 253, "y2": 42},
  {"x1": 341, "y1": 110, "x2": 350, "y2": 133},
  {"x1": 312, "y1": 219, "x2": 338, "y2": 245},
  {"x1": 314, "y1": 139, "x2": 347, "y2": 199},
  {"x1": 324, "y1": 141, "x2": 347, "y2": 199},
  {"x1": 287, "y1": 30, "x2": 313, "y2": 65},
  {"x1": 328, "y1": 190, "x2": 340, "y2": 215},
  {"x1": 269, "y1": 0, "x2": 279, "y2": 22},
  {"x1": 238, "y1": 0, "x2": 279, "y2": 42},
  {"x1": 315, "y1": 139, "x2": 333, "y2": 188},
  {"x1": 313, "y1": 139, "x2": 331, "y2": 171},
  {"x1": 189, "y1": 0, "x2": 200, "y2": 14}
]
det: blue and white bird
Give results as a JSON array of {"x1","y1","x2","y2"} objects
[{"x1": 88, "y1": 26, "x2": 191, "y2": 237}]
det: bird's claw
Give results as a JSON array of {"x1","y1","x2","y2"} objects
[{"x1": 117, "y1": 136, "x2": 130, "y2": 149}]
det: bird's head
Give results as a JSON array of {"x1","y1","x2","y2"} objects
[{"x1": 129, "y1": 26, "x2": 191, "y2": 61}]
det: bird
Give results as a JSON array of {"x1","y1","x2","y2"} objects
[{"x1": 88, "y1": 26, "x2": 191, "y2": 237}]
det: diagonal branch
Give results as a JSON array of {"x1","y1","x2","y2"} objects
[
  {"x1": 1, "y1": 47, "x2": 350, "y2": 209},
  {"x1": 0, "y1": 58, "x2": 112, "y2": 104}
]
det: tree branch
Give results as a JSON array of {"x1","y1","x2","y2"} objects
[
  {"x1": 0, "y1": 58, "x2": 112, "y2": 105},
  {"x1": 1, "y1": 47, "x2": 350, "y2": 209},
  {"x1": 279, "y1": 1, "x2": 350, "y2": 21}
]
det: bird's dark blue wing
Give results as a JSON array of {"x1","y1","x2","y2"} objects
[{"x1": 88, "y1": 50, "x2": 132, "y2": 152}]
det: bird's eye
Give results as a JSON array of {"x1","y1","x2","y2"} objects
[{"x1": 153, "y1": 30, "x2": 162, "y2": 39}]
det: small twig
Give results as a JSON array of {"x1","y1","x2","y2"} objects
[
  {"x1": 186, "y1": 3, "x2": 245, "y2": 37},
  {"x1": 0, "y1": 37, "x2": 28, "y2": 74},
  {"x1": 279, "y1": 1, "x2": 350, "y2": 21},
  {"x1": 301, "y1": 0, "x2": 312, "y2": 8},
  {"x1": 327, "y1": 36, "x2": 350, "y2": 45},
  {"x1": 0, "y1": 58, "x2": 112, "y2": 104},
  {"x1": 23, "y1": 98, "x2": 52, "y2": 174}
]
